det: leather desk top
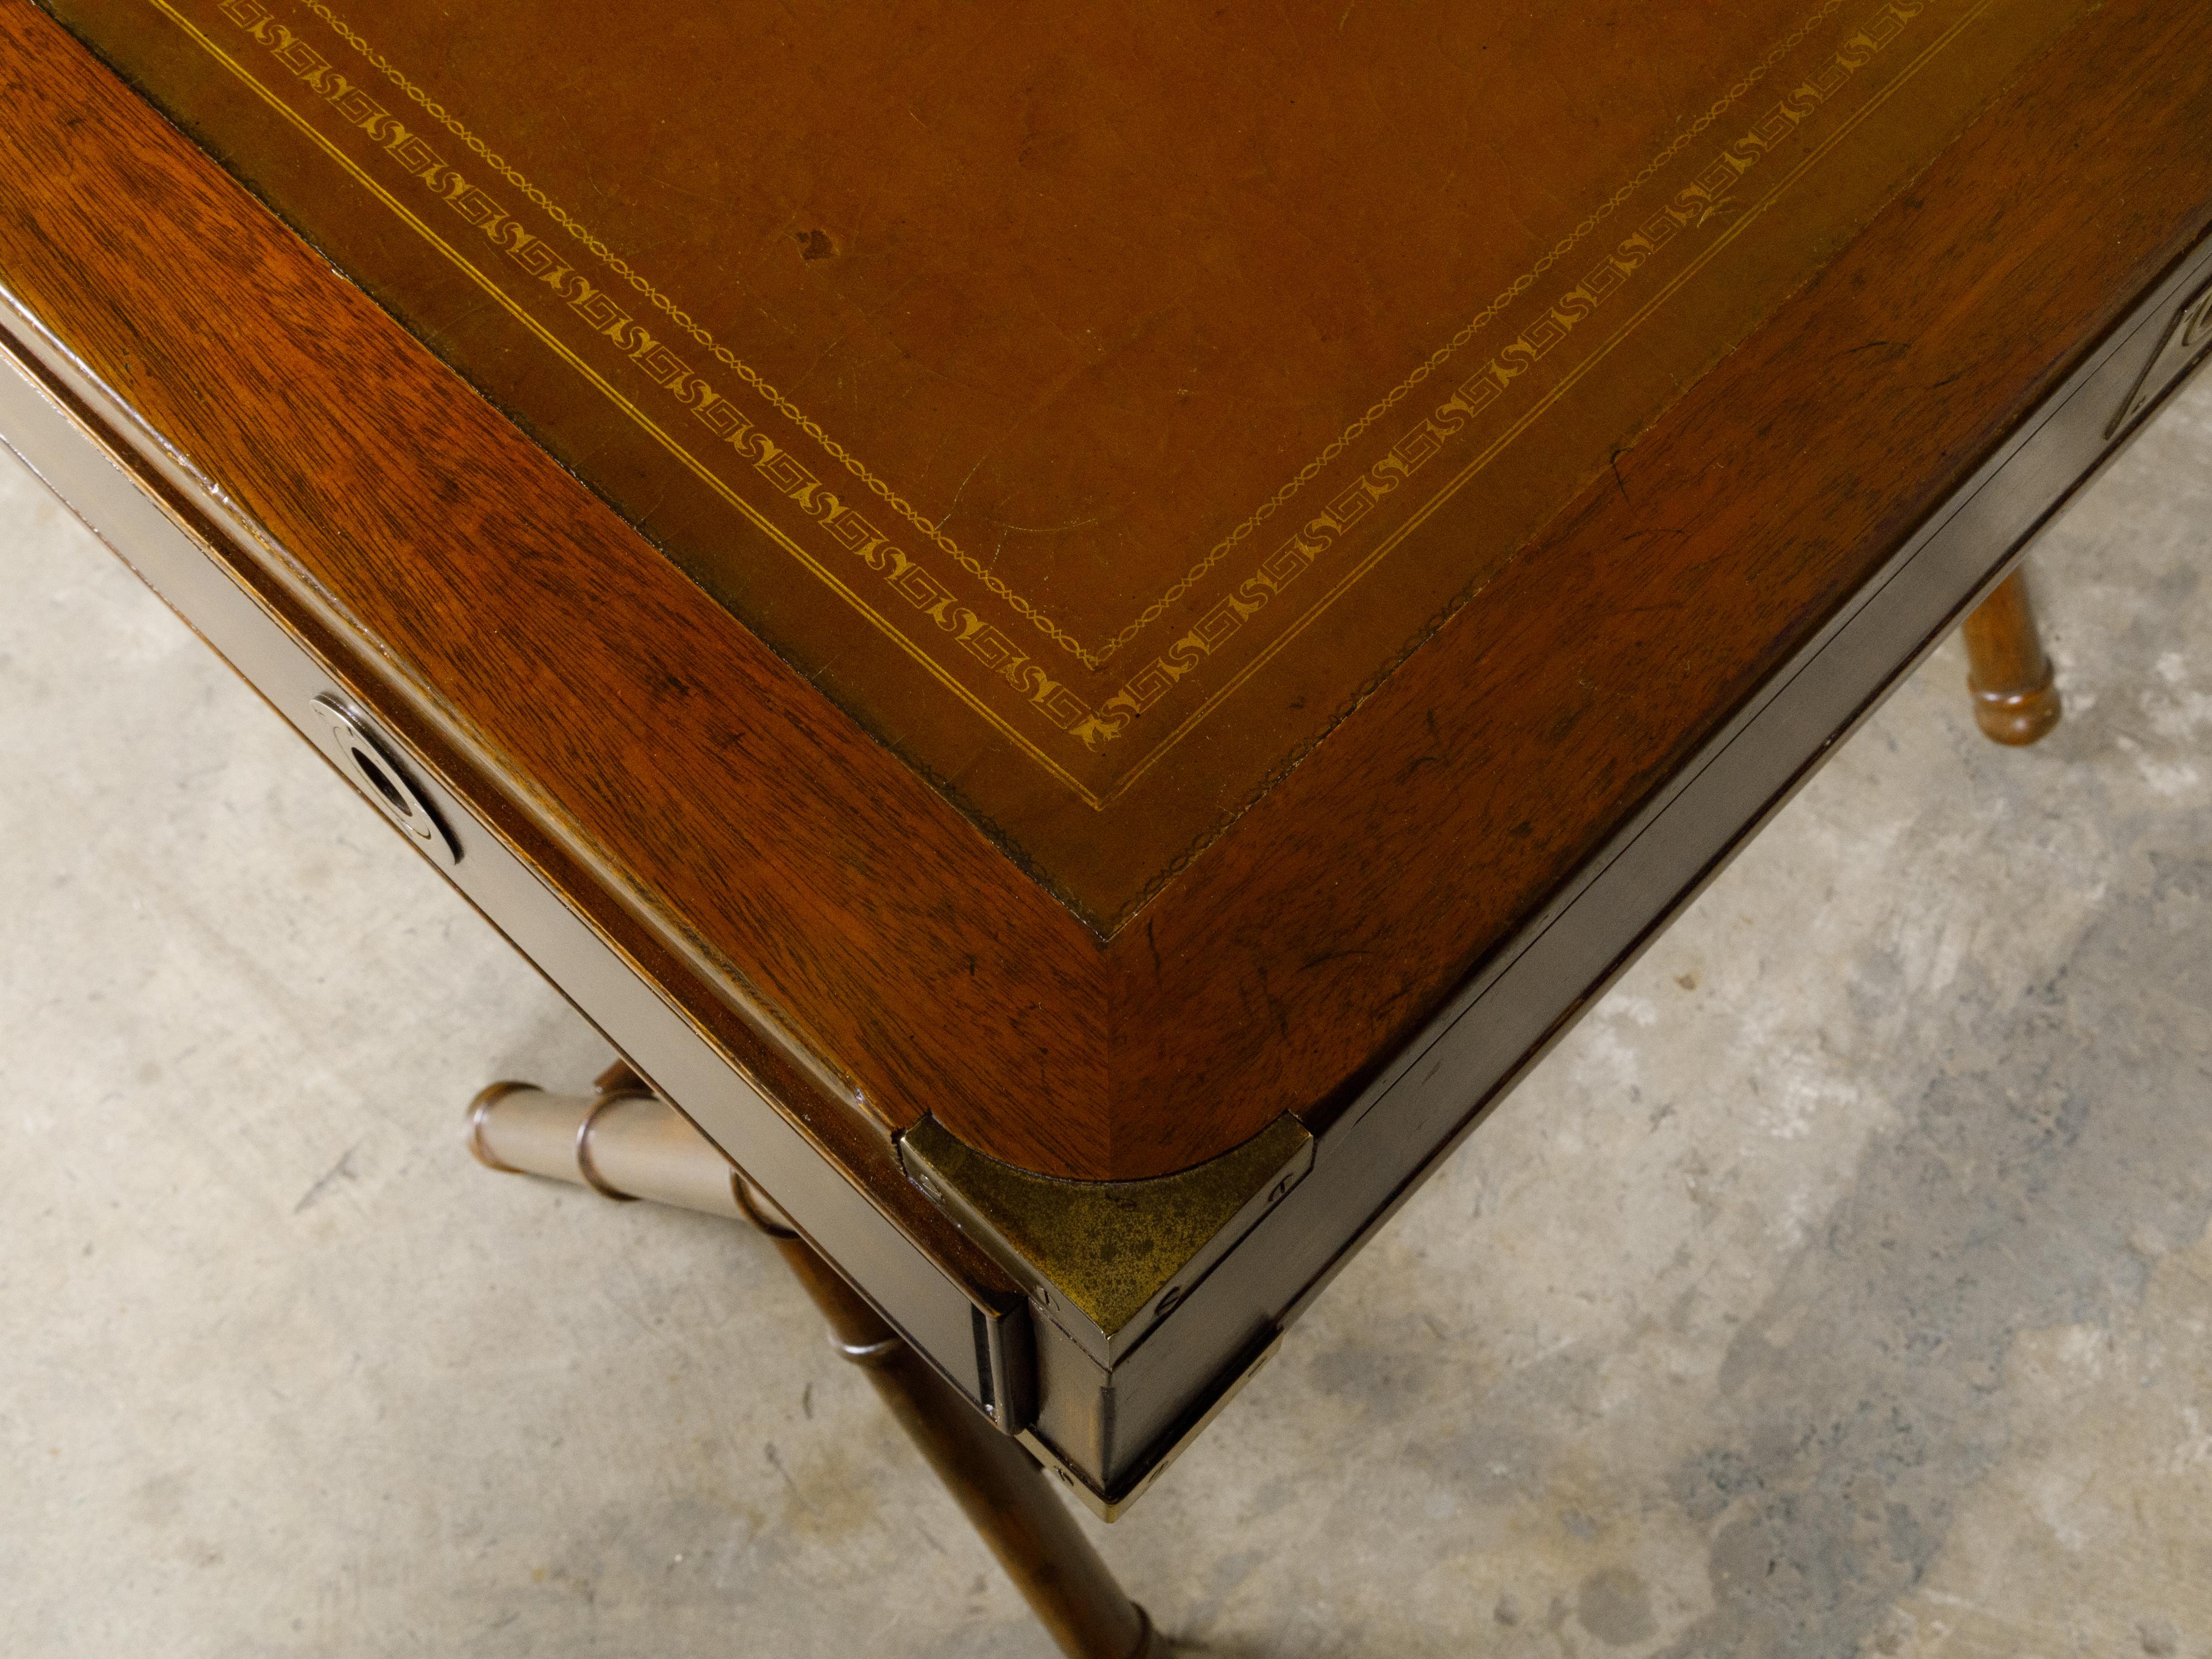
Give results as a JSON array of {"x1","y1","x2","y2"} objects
[
  {"x1": 39, "y1": 0, "x2": 2088, "y2": 909},
  {"x1": 9, "y1": 0, "x2": 2212, "y2": 1181}
]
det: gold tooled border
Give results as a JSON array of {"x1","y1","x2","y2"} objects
[
  {"x1": 1101, "y1": 0, "x2": 2002, "y2": 803},
  {"x1": 156, "y1": 0, "x2": 1989, "y2": 801},
  {"x1": 145, "y1": 0, "x2": 1111, "y2": 807},
  {"x1": 283, "y1": 0, "x2": 1856, "y2": 680}
]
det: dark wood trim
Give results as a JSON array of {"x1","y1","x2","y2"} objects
[
  {"x1": 0, "y1": 0, "x2": 1114, "y2": 1166},
  {"x1": 0, "y1": 290, "x2": 1034, "y2": 1360},
  {"x1": 1103, "y1": 0, "x2": 2212, "y2": 1168},
  {"x1": 6, "y1": 0, "x2": 2210, "y2": 1181}
]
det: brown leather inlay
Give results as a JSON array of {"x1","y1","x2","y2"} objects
[{"x1": 41, "y1": 0, "x2": 2089, "y2": 921}]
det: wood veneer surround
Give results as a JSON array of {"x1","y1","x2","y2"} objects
[
  {"x1": 6, "y1": 0, "x2": 2209, "y2": 1181},
  {"x1": 29, "y1": 0, "x2": 2095, "y2": 898},
  {"x1": 1095, "y1": 0, "x2": 2212, "y2": 1171},
  {"x1": 0, "y1": 294, "x2": 1029, "y2": 1320},
  {"x1": 0, "y1": 0, "x2": 1117, "y2": 1166}
]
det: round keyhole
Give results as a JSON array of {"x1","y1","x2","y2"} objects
[
  {"x1": 349, "y1": 745, "x2": 416, "y2": 820},
  {"x1": 309, "y1": 693, "x2": 460, "y2": 868}
]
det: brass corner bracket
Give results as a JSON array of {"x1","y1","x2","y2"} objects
[{"x1": 896, "y1": 1113, "x2": 1313, "y2": 1369}]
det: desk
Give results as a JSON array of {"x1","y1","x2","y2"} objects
[{"x1": 4, "y1": 3, "x2": 2212, "y2": 1655}]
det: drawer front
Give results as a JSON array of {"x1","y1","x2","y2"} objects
[{"x1": 0, "y1": 300, "x2": 1031, "y2": 1430}]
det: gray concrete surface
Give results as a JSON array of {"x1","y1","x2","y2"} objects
[{"x1": 2, "y1": 371, "x2": 2208, "y2": 1658}]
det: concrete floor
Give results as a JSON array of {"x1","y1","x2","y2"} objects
[{"x1": 2, "y1": 369, "x2": 2208, "y2": 1658}]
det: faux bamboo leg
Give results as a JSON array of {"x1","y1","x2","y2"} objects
[
  {"x1": 1961, "y1": 565, "x2": 2063, "y2": 745},
  {"x1": 469, "y1": 1071, "x2": 1165, "y2": 1659},
  {"x1": 750, "y1": 1203, "x2": 1165, "y2": 1659}
]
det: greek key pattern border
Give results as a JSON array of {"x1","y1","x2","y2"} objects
[
  {"x1": 1089, "y1": 0, "x2": 1952, "y2": 767},
  {"x1": 1099, "y1": 0, "x2": 1995, "y2": 800},
  {"x1": 277, "y1": 0, "x2": 1862, "y2": 680},
  {"x1": 184, "y1": 0, "x2": 1120, "y2": 795},
  {"x1": 291, "y1": 0, "x2": 1092, "y2": 667},
  {"x1": 165, "y1": 0, "x2": 1971, "y2": 794},
  {"x1": 1102, "y1": 0, "x2": 1858, "y2": 665}
]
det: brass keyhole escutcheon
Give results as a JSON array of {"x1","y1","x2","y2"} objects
[{"x1": 307, "y1": 693, "x2": 462, "y2": 868}]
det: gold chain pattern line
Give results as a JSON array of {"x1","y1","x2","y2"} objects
[
  {"x1": 1091, "y1": 0, "x2": 1852, "y2": 665},
  {"x1": 190, "y1": 0, "x2": 1114, "y2": 790},
  {"x1": 1099, "y1": 0, "x2": 1979, "y2": 798},
  {"x1": 294, "y1": 1, "x2": 1089, "y2": 662},
  {"x1": 298, "y1": 0, "x2": 1846, "y2": 676}
]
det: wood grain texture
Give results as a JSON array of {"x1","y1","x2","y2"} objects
[
  {"x1": 6, "y1": 0, "x2": 2210, "y2": 1182},
  {"x1": 0, "y1": 0, "x2": 1117, "y2": 1168},
  {"x1": 0, "y1": 303, "x2": 1029, "y2": 1312},
  {"x1": 38, "y1": 0, "x2": 2089, "y2": 907},
  {"x1": 1099, "y1": 0, "x2": 2212, "y2": 1168}
]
